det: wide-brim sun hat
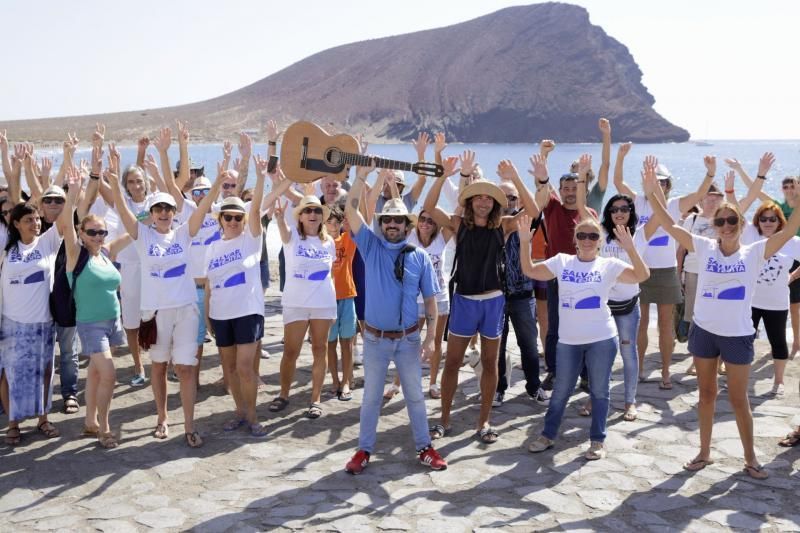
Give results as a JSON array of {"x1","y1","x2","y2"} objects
[
  {"x1": 214, "y1": 196, "x2": 247, "y2": 219},
  {"x1": 147, "y1": 191, "x2": 177, "y2": 210},
  {"x1": 293, "y1": 195, "x2": 330, "y2": 221},
  {"x1": 458, "y1": 180, "x2": 508, "y2": 209},
  {"x1": 376, "y1": 198, "x2": 417, "y2": 226},
  {"x1": 192, "y1": 176, "x2": 212, "y2": 191},
  {"x1": 42, "y1": 184, "x2": 67, "y2": 199},
  {"x1": 655, "y1": 164, "x2": 673, "y2": 180}
]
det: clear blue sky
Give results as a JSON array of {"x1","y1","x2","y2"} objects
[{"x1": 1, "y1": 0, "x2": 797, "y2": 139}]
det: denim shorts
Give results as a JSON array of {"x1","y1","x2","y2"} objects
[
  {"x1": 687, "y1": 322, "x2": 755, "y2": 365},
  {"x1": 196, "y1": 287, "x2": 208, "y2": 345},
  {"x1": 449, "y1": 292, "x2": 505, "y2": 339},
  {"x1": 328, "y1": 298, "x2": 357, "y2": 341},
  {"x1": 210, "y1": 314, "x2": 264, "y2": 348},
  {"x1": 76, "y1": 317, "x2": 126, "y2": 356}
]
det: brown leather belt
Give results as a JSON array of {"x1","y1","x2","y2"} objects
[{"x1": 365, "y1": 323, "x2": 419, "y2": 339}]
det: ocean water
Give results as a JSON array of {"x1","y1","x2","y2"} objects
[{"x1": 45, "y1": 139, "x2": 800, "y2": 259}]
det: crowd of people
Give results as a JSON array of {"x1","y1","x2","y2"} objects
[{"x1": 0, "y1": 118, "x2": 798, "y2": 480}]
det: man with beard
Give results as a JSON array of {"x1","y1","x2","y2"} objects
[{"x1": 343, "y1": 162, "x2": 446, "y2": 474}]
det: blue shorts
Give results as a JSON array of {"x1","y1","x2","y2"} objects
[
  {"x1": 688, "y1": 322, "x2": 755, "y2": 365},
  {"x1": 448, "y1": 292, "x2": 505, "y2": 339},
  {"x1": 328, "y1": 298, "x2": 357, "y2": 342},
  {"x1": 210, "y1": 314, "x2": 264, "y2": 348},
  {"x1": 76, "y1": 317, "x2": 126, "y2": 356},
  {"x1": 196, "y1": 287, "x2": 207, "y2": 345}
]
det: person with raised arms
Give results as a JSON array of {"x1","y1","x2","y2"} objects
[{"x1": 641, "y1": 153, "x2": 798, "y2": 480}]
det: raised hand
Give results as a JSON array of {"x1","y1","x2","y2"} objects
[
  {"x1": 724, "y1": 157, "x2": 743, "y2": 172},
  {"x1": 379, "y1": 168, "x2": 395, "y2": 186},
  {"x1": 214, "y1": 162, "x2": 228, "y2": 184},
  {"x1": 176, "y1": 120, "x2": 189, "y2": 145},
  {"x1": 598, "y1": 118, "x2": 611, "y2": 135},
  {"x1": 641, "y1": 157, "x2": 658, "y2": 196},
  {"x1": 578, "y1": 153, "x2": 592, "y2": 177},
  {"x1": 644, "y1": 154, "x2": 658, "y2": 172},
  {"x1": 65, "y1": 165, "x2": 82, "y2": 202},
  {"x1": 539, "y1": 139, "x2": 556, "y2": 158},
  {"x1": 222, "y1": 140, "x2": 233, "y2": 162},
  {"x1": 153, "y1": 127, "x2": 172, "y2": 152},
  {"x1": 13, "y1": 144, "x2": 26, "y2": 163},
  {"x1": 40, "y1": 157, "x2": 53, "y2": 180},
  {"x1": 254, "y1": 154, "x2": 270, "y2": 179},
  {"x1": 528, "y1": 154, "x2": 548, "y2": 183},
  {"x1": 0, "y1": 129, "x2": 7, "y2": 152},
  {"x1": 459, "y1": 150, "x2": 476, "y2": 177},
  {"x1": 412, "y1": 132, "x2": 430, "y2": 161},
  {"x1": 79, "y1": 159, "x2": 90, "y2": 179},
  {"x1": 266, "y1": 119, "x2": 280, "y2": 143},
  {"x1": 724, "y1": 170, "x2": 735, "y2": 192},
  {"x1": 143, "y1": 154, "x2": 160, "y2": 177},
  {"x1": 356, "y1": 133, "x2": 369, "y2": 155},
  {"x1": 356, "y1": 159, "x2": 376, "y2": 180},
  {"x1": 138, "y1": 136, "x2": 150, "y2": 151},
  {"x1": 238, "y1": 132, "x2": 252, "y2": 162},
  {"x1": 497, "y1": 159, "x2": 520, "y2": 182},
  {"x1": 442, "y1": 155, "x2": 459, "y2": 178},
  {"x1": 517, "y1": 213, "x2": 535, "y2": 242},
  {"x1": 434, "y1": 132, "x2": 447, "y2": 154},
  {"x1": 92, "y1": 123, "x2": 106, "y2": 149},
  {"x1": 703, "y1": 155, "x2": 716, "y2": 177},
  {"x1": 613, "y1": 224, "x2": 635, "y2": 251},
  {"x1": 618, "y1": 142, "x2": 633, "y2": 157},
  {"x1": 758, "y1": 152, "x2": 776, "y2": 177},
  {"x1": 274, "y1": 199, "x2": 287, "y2": 218}
]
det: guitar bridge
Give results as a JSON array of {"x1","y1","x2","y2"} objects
[{"x1": 300, "y1": 137, "x2": 309, "y2": 169}]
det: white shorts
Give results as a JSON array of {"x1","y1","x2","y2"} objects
[
  {"x1": 119, "y1": 262, "x2": 142, "y2": 330},
  {"x1": 149, "y1": 304, "x2": 200, "y2": 366},
  {"x1": 283, "y1": 306, "x2": 337, "y2": 325}
]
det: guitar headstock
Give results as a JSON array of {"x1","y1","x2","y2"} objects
[{"x1": 411, "y1": 161, "x2": 444, "y2": 178}]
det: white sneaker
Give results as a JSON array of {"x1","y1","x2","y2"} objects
[
  {"x1": 261, "y1": 347, "x2": 270, "y2": 359},
  {"x1": 585, "y1": 441, "x2": 607, "y2": 460},
  {"x1": 492, "y1": 392, "x2": 504, "y2": 407},
  {"x1": 770, "y1": 383, "x2": 785, "y2": 397},
  {"x1": 531, "y1": 387, "x2": 550, "y2": 406}
]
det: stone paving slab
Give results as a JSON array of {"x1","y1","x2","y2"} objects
[{"x1": 1, "y1": 288, "x2": 799, "y2": 531}]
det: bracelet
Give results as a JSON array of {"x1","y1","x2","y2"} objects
[
  {"x1": 757, "y1": 175, "x2": 767, "y2": 180},
  {"x1": 268, "y1": 141, "x2": 277, "y2": 146},
  {"x1": 576, "y1": 180, "x2": 585, "y2": 184},
  {"x1": 459, "y1": 172, "x2": 470, "y2": 178},
  {"x1": 89, "y1": 173, "x2": 100, "y2": 180},
  {"x1": 537, "y1": 178, "x2": 549, "y2": 184},
  {"x1": 706, "y1": 173, "x2": 714, "y2": 179},
  {"x1": 725, "y1": 189, "x2": 735, "y2": 194}
]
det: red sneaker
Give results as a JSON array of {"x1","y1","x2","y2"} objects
[
  {"x1": 345, "y1": 450, "x2": 370, "y2": 475},
  {"x1": 419, "y1": 446, "x2": 447, "y2": 470}
]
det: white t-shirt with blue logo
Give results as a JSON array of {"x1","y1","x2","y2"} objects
[
  {"x1": 543, "y1": 253, "x2": 627, "y2": 345},
  {"x1": 741, "y1": 229, "x2": 800, "y2": 312},
  {"x1": 1, "y1": 225, "x2": 61, "y2": 323},
  {"x1": 205, "y1": 231, "x2": 263, "y2": 320},
  {"x1": 135, "y1": 222, "x2": 195, "y2": 311},
  {"x1": 634, "y1": 195, "x2": 682, "y2": 269},
  {"x1": 281, "y1": 228, "x2": 336, "y2": 310},
  {"x1": 691, "y1": 235, "x2": 767, "y2": 336},
  {"x1": 600, "y1": 230, "x2": 647, "y2": 301},
  {"x1": 190, "y1": 213, "x2": 220, "y2": 278}
]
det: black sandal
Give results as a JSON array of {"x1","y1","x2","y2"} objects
[
  {"x1": 268, "y1": 397, "x2": 289, "y2": 412},
  {"x1": 476, "y1": 427, "x2": 499, "y2": 444},
  {"x1": 62, "y1": 396, "x2": 79, "y2": 415},
  {"x1": 185, "y1": 431, "x2": 204, "y2": 448},
  {"x1": 305, "y1": 403, "x2": 323, "y2": 419},
  {"x1": 429, "y1": 424, "x2": 449, "y2": 440}
]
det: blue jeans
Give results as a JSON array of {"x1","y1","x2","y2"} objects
[
  {"x1": 359, "y1": 330, "x2": 430, "y2": 453},
  {"x1": 542, "y1": 337, "x2": 618, "y2": 442},
  {"x1": 613, "y1": 305, "x2": 640, "y2": 405},
  {"x1": 545, "y1": 279, "x2": 559, "y2": 375},
  {"x1": 498, "y1": 296, "x2": 540, "y2": 395},
  {"x1": 57, "y1": 325, "x2": 79, "y2": 400}
]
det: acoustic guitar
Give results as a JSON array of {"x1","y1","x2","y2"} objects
[{"x1": 280, "y1": 121, "x2": 444, "y2": 183}]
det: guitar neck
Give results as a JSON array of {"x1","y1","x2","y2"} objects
[{"x1": 341, "y1": 152, "x2": 415, "y2": 172}]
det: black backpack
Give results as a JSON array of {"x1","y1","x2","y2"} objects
[{"x1": 50, "y1": 245, "x2": 91, "y2": 328}]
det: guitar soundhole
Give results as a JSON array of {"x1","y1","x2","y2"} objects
[{"x1": 324, "y1": 148, "x2": 342, "y2": 167}]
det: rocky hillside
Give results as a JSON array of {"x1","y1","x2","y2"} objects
[{"x1": 2, "y1": 3, "x2": 689, "y2": 143}]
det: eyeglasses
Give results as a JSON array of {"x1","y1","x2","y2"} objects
[
  {"x1": 759, "y1": 216, "x2": 778, "y2": 223},
  {"x1": 609, "y1": 206, "x2": 631, "y2": 214},
  {"x1": 505, "y1": 195, "x2": 518, "y2": 202},
  {"x1": 658, "y1": 179, "x2": 670, "y2": 186},
  {"x1": 301, "y1": 207, "x2": 323, "y2": 215},
  {"x1": 42, "y1": 197, "x2": 65, "y2": 205},
  {"x1": 84, "y1": 228, "x2": 108, "y2": 237},
  {"x1": 783, "y1": 184, "x2": 795, "y2": 190},
  {"x1": 222, "y1": 183, "x2": 237, "y2": 190},
  {"x1": 713, "y1": 216, "x2": 740, "y2": 227},
  {"x1": 418, "y1": 215, "x2": 436, "y2": 225},
  {"x1": 380, "y1": 215, "x2": 407, "y2": 225},
  {"x1": 151, "y1": 203, "x2": 175, "y2": 213},
  {"x1": 192, "y1": 188, "x2": 210, "y2": 197},
  {"x1": 576, "y1": 232, "x2": 600, "y2": 241}
]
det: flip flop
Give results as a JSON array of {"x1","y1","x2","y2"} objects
[
  {"x1": 249, "y1": 423, "x2": 269, "y2": 437},
  {"x1": 476, "y1": 427, "x2": 499, "y2": 444},
  {"x1": 778, "y1": 430, "x2": 800, "y2": 448},
  {"x1": 683, "y1": 457, "x2": 714, "y2": 471},
  {"x1": 153, "y1": 423, "x2": 169, "y2": 440},
  {"x1": 743, "y1": 463, "x2": 768, "y2": 480},
  {"x1": 659, "y1": 380, "x2": 673, "y2": 390},
  {"x1": 97, "y1": 432, "x2": 119, "y2": 449},
  {"x1": 223, "y1": 417, "x2": 247, "y2": 432},
  {"x1": 578, "y1": 404, "x2": 592, "y2": 417},
  {"x1": 623, "y1": 405, "x2": 638, "y2": 421},
  {"x1": 338, "y1": 390, "x2": 353, "y2": 401}
]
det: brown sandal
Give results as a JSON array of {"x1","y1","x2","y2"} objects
[
  {"x1": 80, "y1": 426, "x2": 100, "y2": 437},
  {"x1": 97, "y1": 432, "x2": 118, "y2": 449},
  {"x1": 778, "y1": 429, "x2": 800, "y2": 448},
  {"x1": 743, "y1": 463, "x2": 769, "y2": 480},
  {"x1": 4, "y1": 427, "x2": 21, "y2": 446},
  {"x1": 37, "y1": 421, "x2": 60, "y2": 438},
  {"x1": 185, "y1": 431, "x2": 204, "y2": 448}
]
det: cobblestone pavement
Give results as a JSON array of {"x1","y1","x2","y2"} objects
[{"x1": 1, "y1": 289, "x2": 799, "y2": 532}]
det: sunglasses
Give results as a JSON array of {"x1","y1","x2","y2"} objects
[
  {"x1": 609, "y1": 206, "x2": 631, "y2": 214},
  {"x1": 222, "y1": 183, "x2": 237, "y2": 190},
  {"x1": 42, "y1": 197, "x2": 65, "y2": 205},
  {"x1": 759, "y1": 216, "x2": 778, "y2": 223},
  {"x1": 151, "y1": 203, "x2": 175, "y2": 213},
  {"x1": 783, "y1": 185, "x2": 795, "y2": 190},
  {"x1": 713, "y1": 215, "x2": 740, "y2": 227},
  {"x1": 222, "y1": 213, "x2": 244, "y2": 222},
  {"x1": 658, "y1": 179, "x2": 670, "y2": 186},
  {"x1": 576, "y1": 232, "x2": 600, "y2": 241},
  {"x1": 418, "y1": 215, "x2": 436, "y2": 225},
  {"x1": 84, "y1": 228, "x2": 108, "y2": 237},
  {"x1": 301, "y1": 207, "x2": 323, "y2": 215},
  {"x1": 380, "y1": 215, "x2": 407, "y2": 225},
  {"x1": 506, "y1": 195, "x2": 519, "y2": 202},
  {"x1": 192, "y1": 188, "x2": 210, "y2": 197},
  {"x1": 1, "y1": 210, "x2": 8, "y2": 217}
]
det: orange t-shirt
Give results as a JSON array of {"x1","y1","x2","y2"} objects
[
  {"x1": 332, "y1": 232, "x2": 357, "y2": 299},
  {"x1": 531, "y1": 225, "x2": 548, "y2": 261}
]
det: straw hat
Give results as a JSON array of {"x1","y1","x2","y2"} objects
[
  {"x1": 376, "y1": 198, "x2": 417, "y2": 226},
  {"x1": 293, "y1": 195, "x2": 331, "y2": 221},
  {"x1": 191, "y1": 176, "x2": 212, "y2": 191},
  {"x1": 214, "y1": 196, "x2": 247, "y2": 219},
  {"x1": 458, "y1": 180, "x2": 508, "y2": 208}
]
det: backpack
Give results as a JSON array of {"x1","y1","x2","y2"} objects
[{"x1": 50, "y1": 246, "x2": 91, "y2": 328}]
